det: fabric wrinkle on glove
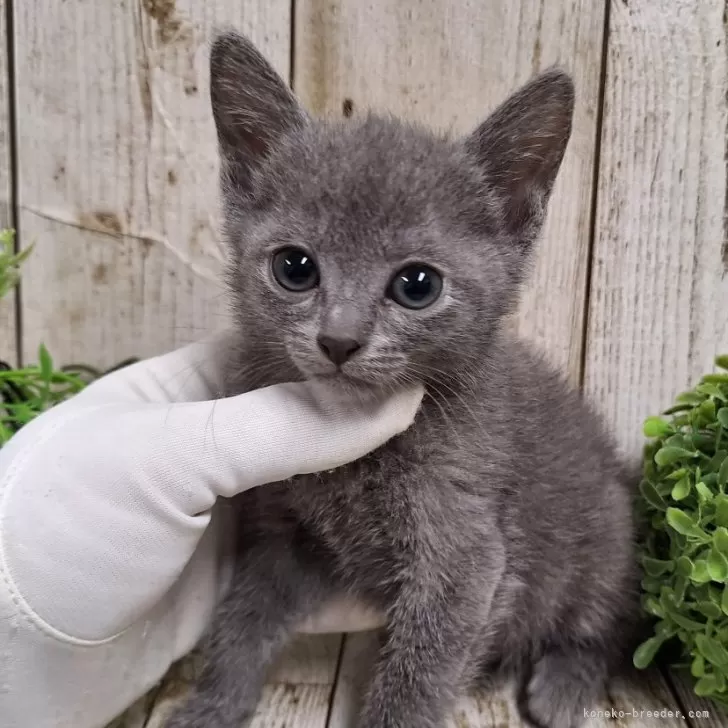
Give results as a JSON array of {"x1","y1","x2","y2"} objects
[{"x1": 0, "y1": 332, "x2": 423, "y2": 728}]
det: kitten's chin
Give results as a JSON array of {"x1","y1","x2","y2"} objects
[
  {"x1": 296, "y1": 365, "x2": 400, "y2": 402},
  {"x1": 311, "y1": 371, "x2": 386, "y2": 400}
]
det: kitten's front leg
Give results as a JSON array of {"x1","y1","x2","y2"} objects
[
  {"x1": 358, "y1": 550, "x2": 504, "y2": 728},
  {"x1": 166, "y1": 537, "x2": 332, "y2": 728}
]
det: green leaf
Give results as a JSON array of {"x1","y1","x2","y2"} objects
[
  {"x1": 643, "y1": 596, "x2": 664, "y2": 617},
  {"x1": 719, "y1": 408, "x2": 728, "y2": 429},
  {"x1": 641, "y1": 576, "x2": 662, "y2": 594},
  {"x1": 671, "y1": 475, "x2": 691, "y2": 501},
  {"x1": 704, "y1": 472, "x2": 719, "y2": 489},
  {"x1": 715, "y1": 527, "x2": 728, "y2": 557},
  {"x1": 664, "y1": 403, "x2": 696, "y2": 415},
  {"x1": 655, "y1": 446, "x2": 699, "y2": 467},
  {"x1": 696, "y1": 633, "x2": 728, "y2": 667},
  {"x1": 644, "y1": 416, "x2": 673, "y2": 438},
  {"x1": 633, "y1": 637, "x2": 664, "y2": 669},
  {"x1": 696, "y1": 601, "x2": 723, "y2": 619},
  {"x1": 720, "y1": 457, "x2": 728, "y2": 488},
  {"x1": 697, "y1": 398, "x2": 717, "y2": 422},
  {"x1": 697, "y1": 383, "x2": 727, "y2": 401},
  {"x1": 642, "y1": 557, "x2": 674, "y2": 577},
  {"x1": 666, "y1": 508, "x2": 710, "y2": 541},
  {"x1": 676, "y1": 391, "x2": 707, "y2": 406},
  {"x1": 696, "y1": 482, "x2": 715, "y2": 502},
  {"x1": 38, "y1": 344, "x2": 53, "y2": 384},
  {"x1": 666, "y1": 433, "x2": 695, "y2": 450},
  {"x1": 717, "y1": 355, "x2": 728, "y2": 372},
  {"x1": 676, "y1": 555, "x2": 694, "y2": 577},
  {"x1": 666, "y1": 468, "x2": 689, "y2": 481},
  {"x1": 693, "y1": 431, "x2": 718, "y2": 452},
  {"x1": 722, "y1": 586, "x2": 728, "y2": 616},
  {"x1": 639, "y1": 480, "x2": 667, "y2": 511},
  {"x1": 673, "y1": 575, "x2": 689, "y2": 605},
  {"x1": 694, "y1": 673, "x2": 720, "y2": 697},
  {"x1": 667, "y1": 608, "x2": 706, "y2": 631},
  {"x1": 692, "y1": 559, "x2": 713, "y2": 584},
  {"x1": 692, "y1": 653, "x2": 706, "y2": 677},
  {"x1": 708, "y1": 548, "x2": 728, "y2": 582},
  {"x1": 655, "y1": 620, "x2": 678, "y2": 639}
]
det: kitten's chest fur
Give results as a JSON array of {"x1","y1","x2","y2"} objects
[{"x1": 233, "y1": 388, "x2": 501, "y2": 599}]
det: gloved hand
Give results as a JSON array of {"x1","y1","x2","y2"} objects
[{"x1": 0, "y1": 332, "x2": 423, "y2": 728}]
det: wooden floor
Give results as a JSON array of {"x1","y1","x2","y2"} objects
[{"x1": 110, "y1": 632, "x2": 724, "y2": 728}]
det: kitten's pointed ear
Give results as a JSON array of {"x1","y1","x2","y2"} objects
[
  {"x1": 465, "y1": 69, "x2": 574, "y2": 240},
  {"x1": 210, "y1": 31, "x2": 307, "y2": 194}
]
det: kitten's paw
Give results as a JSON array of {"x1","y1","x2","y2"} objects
[{"x1": 518, "y1": 650, "x2": 606, "y2": 728}]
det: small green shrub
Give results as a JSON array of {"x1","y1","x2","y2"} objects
[{"x1": 635, "y1": 355, "x2": 728, "y2": 707}]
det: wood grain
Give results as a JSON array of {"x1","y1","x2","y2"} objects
[
  {"x1": 663, "y1": 669, "x2": 727, "y2": 728},
  {"x1": 0, "y1": 6, "x2": 16, "y2": 364},
  {"x1": 294, "y1": 0, "x2": 607, "y2": 383},
  {"x1": 607, "y1": 669, "x2": 691, "y2": 728},
  {"x1": 12, "y1": 0, "x2": 289, "y2": 367},
  {"x1": 583, "y1": 0, "x2": 728, "y2": 457},
  {"x1": 327, "y1": 633, "x2": 380, "y2": 728},
  {"x1": 326, "y1": 632, "x2": 685, "y2": 727},
  {"x1": 140, "y1": 636, "x2": 341, "y2": 728}
]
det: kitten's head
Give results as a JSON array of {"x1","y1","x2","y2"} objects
[{"x1": 211, "y1": 31, "x2": 573, "y2": 391}]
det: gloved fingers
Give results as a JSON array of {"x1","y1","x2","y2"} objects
[{"x1": 193, "y1": 380, "x2": 425, "y2": 498}]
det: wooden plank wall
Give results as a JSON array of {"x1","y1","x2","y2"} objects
[
  {"x1": 0, "y1": 5, "x2": 16, "y2": 364},
  {"x1": 584, "y1": 0, "x2": 728, "y2": 457},
  {"x1": 11, "y1": 0, "x2": 289, "y2": 367}
]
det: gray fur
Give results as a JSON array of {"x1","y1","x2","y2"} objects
[{"x1": 167, "y1": 31, "x2": 639, "y2": 728}]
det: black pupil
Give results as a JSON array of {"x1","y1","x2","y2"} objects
[
  {"x1": 400, "y1": 268, "x2": 432, "y2": 301},
  {"x1": 282, "y1": 251, "x2": 315, "y2": 286}
]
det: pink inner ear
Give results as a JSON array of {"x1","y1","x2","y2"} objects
[{"x1": 465, "y1": 70, "x2": 574, "y2": 225}]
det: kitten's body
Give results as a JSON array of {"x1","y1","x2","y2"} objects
[{"x1": 168, "y1": 32, "x2": 639, "y2": 728}]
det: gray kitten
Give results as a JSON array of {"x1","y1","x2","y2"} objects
[{"x1": 167, "y1": 31, "x2": 639, "y2": 728}]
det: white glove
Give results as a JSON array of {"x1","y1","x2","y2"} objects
[{"x1": 0, "y1": 332, "x2": 422, "y2": 728}]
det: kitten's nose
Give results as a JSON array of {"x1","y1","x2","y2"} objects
[{"x1": 317, "y1": 334, "x2": 361, "y2": 366}]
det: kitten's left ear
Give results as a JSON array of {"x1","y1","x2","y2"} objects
[
  {"x1": 465, "y1": 69, "x2": 574, "y2": 240},
  {"x1": 210, "y1": 30, "x2": 308, "y2": 196}
]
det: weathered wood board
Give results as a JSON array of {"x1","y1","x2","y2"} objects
[
  {"x1": 120, "y1": 635, "x2": 343, "y2": 728},
  {"x1": 0, "y1": 7, "x2": 16, "y2": 364},
  {"x1": 132, "y1": 632, "x2": 704, "y2": 728},
  {"x1": 294, "y1": 0, "x2": 609, "y2": 383},
  {"x1": 583, "y1": 0, "x2": 728, "y2": 457},
  {"x1": 12, "y1": 0, "x2": 290, "y2": 367}
]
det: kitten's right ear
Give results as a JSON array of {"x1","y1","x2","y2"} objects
[
  {"x1": 210, "y1": 31, "x2": 307, "y2": 195},
  {"x1": 465, "y1": 69, "x2": 574, "y2": 243}
]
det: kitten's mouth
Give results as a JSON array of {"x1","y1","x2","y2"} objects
[
  {"x1": 307, "y1": 367, "x2": 396, "y2": 400},
  {"x1": 288, "y1": 347, "x2": 408, "y2": 395}
]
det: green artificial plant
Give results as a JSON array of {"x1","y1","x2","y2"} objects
[{"x1": 634, "y1": 355, "x2": 728, "y2": 707}]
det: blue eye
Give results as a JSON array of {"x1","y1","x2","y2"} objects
[
  {"x1": 388, "y1": 265, "x2": 443, "y2": 310},
  {"x1": 272, "y1": 247, "x2": 319, "y2": 292}
]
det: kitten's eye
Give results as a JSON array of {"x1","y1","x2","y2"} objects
[
  {"x1": 388, "y1": 265, "x2": 443, "y2": 310},
  {"x1": 272, "y1": 247, "x2": 319, "y2": 292}
]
